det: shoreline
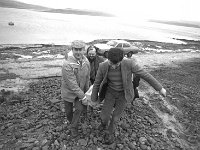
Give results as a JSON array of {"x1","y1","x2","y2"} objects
[{"x1": 1, "y1": 38, "x2": 200, "y2": 49}]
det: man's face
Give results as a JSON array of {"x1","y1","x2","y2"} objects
[
  {"x1": 108, "y1": 60, "x2": 121, "y2": 69},
  {"x1": 72, "y1": 47, "x2": 84, "y2": 60},
  {"x1": 88, "y1": 49, "x2": 96, "y2": 61}
]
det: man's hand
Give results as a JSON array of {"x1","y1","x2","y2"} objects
[
  {"x1": 159, "y1": 88, "x2": 167, "y2": 97},
  {"x1": 79, "y1": 96, "x2": 88, "y2": 105},
  {"x1": 90, "y1": 101, "x2": 100, "y2": 108}
]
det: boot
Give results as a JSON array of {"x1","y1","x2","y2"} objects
[
  {"x1": 97, "y1": 122, "x2": 107, "y2": 132},
  {"x1": 104, "y1": 131, "x2": 114, "y2": 144},
  {"x1": 70, "y1": 127, "x2": 78, "y2": 137}
]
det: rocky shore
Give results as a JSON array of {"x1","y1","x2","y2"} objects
[{"x1": 0, "y1": 39, "x2": 200, "y2": 149}]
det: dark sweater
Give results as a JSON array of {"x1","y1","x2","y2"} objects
[{"x1": 107, "y1": 65, "x2": 123, "y2": 91}]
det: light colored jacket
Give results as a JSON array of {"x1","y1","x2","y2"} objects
[
  {"x1": 61, "y1": 51, "x2": 90, "y2": 102},
  {"x1": 91, "y1": 57, "x2": 162, "y2": 103}
]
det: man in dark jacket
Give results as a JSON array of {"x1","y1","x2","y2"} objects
[
  {"x1": 86, "y1": 45, "x2": 105, "y2": 85},
  {"x1": 91, "y1": 48, "x2": 166, "y2": 144}
]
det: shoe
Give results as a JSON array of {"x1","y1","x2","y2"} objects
[
  {"x1": 70, "y1": 127, "x2": 78, "y2": 137},
  {"x1": 97, "y1": 123, "x2": 107, "y2": 131},
  {"x1": 104, "y1": 132, "x2": 114, "y2": 145}
]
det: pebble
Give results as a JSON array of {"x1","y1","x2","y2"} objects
[
  {"x1": 32, "y1": 147, "x2": 40, "y2": 150},
  {"x1": 131, "y1": 132, "x2": 137, "y2": 139},
  {"x1": 117, "y1": 143, "x2": 124, "y2": 149},
  {"x1": 78, "y1": 139, "x2": 88, "y2": 146},
  {"x1": 54, "y1": 140, "x2": 59, "y2": 146},
  {"x1": 42, "y1": 145, "x2": 49, "y2": 150},
  {"x1": 147, "y1": 137, "x2": 156, "y2": 144},
  {"x1": 140, "y1": 144, "x2": 148, "y2": 150},
  {"x1": 128, "y1": 142, "x2": 136, "y2": 150},
  {"x1": 139, "y1": 137, "x2": 147, "y2": 144}
]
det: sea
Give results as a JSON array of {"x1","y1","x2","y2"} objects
[{"x1": 0, "y1": 7, "x2": 200, "y2": 45}]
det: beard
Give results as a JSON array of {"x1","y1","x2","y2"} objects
[{"x1": 88, "y1": 56, "x2": 95, "y2": 62}]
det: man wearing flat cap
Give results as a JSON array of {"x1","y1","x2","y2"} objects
[{"x1": 61, "y1": 40, "x2": 90, "y2": 137}]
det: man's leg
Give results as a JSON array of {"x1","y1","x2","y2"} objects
[
  {"x1": 70, "y1": 98, "x2": 86, "y2": 137},
  {"x1": 64, "y1": 101, "x2": 73, "y2": 123},
  {"x1": 100, "y1": 88, "x2": 115, "y2": 131},
  {"x1": 133, "y1": 76, "x2": 140, "y2": 99},
  {"x1": 107, "y1": 92, "x2": 126, "y2": 136}
]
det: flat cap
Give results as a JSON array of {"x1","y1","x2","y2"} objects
[{"x1": 71, "y1": 40, "x2": 86, "y2": 48}]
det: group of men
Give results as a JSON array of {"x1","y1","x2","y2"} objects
[{"x1": 61, "y1": 40, "x2": 166, "y2": 144}]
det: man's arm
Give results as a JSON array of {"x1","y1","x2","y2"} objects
[
  {"x1": 91, "y1": 64, "x2": 104, "y2": 102},
  {"x1": 130, "y1": 60, "x2": 166, "y2": 96},
  {"x1": 84, "y1": 63, "x2": 91, "y2": 92}
]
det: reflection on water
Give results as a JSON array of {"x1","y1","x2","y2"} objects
[{"x1": 0, "y1": 7, "x2": 200, "y2": 44}]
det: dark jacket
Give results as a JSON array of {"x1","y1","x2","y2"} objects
[
  {"x1": 87, "y1": 55, "x2": 104, "y2": 84},
  {"x1": 91, "y1": 58, "x2": 162, "y2": 103}
]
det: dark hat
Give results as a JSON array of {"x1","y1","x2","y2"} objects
[
  {"x1": 71, "y1": 40, "x2": 86, "y2": 48},
  {"x1": 108, "y1": 48, "x2": 124, "y2": 64}
]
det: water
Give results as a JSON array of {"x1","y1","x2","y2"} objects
[{"x1": 0, "y1": 7, "x2": 200, "y2": 44}]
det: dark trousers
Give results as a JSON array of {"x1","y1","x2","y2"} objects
[
  {"x1": 133, "y1": 76, "x2": 140, "y2": 99},
  {"x1": 64, "y1": 98, "x2": 87, "y2": 128},
  {"x1": 100, "y1": 87, "x2": 127, "y2": 134}
]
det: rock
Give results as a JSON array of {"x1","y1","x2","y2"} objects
[
  {"x1": 32, "y1": 147, "x2": 40, "y2": 150},
  {"x1": 131, "y1": 132, "x2": 137, "y2": 139},
  {"x1": 147, "y1": 137, "x2": 156, "y2": 144},
  {"x1": 147, "y1": 146, "x2": 151, "y2": 150},
  {"x1": 93, "y1": 137, "x2": 98, "y2": 144},
  {"x1": 128, "y1": 142, "x2": 136, "y2": 150},
  {"x1": 139, "y1": 137, "x2": 147, "y2": 144},
  {"x1": 78, "y1": 139, "x2": 88, "y2": 146},
  {"x1": 108, "y1": 143, "x2": 116, "y2": 149},
  {"x1": 97, "y1": 136, "x2": 103, "y2": 142},
  {"x1": 187, "y1": 135, "x2": 197, "y2": 144},
  {"x1": 54, "y1": 140, "x2": 59, "y2": 146},
  {"x1": 140, "y1": 144, "x2": 148, "y2": 150},
  {"x1": 42, "y1": 145, "x2": 49, "y2": 150},
  {"x1": 117, "y1": 143, "x2": 124, "y2": 149},
  {"x1": 61, "y1": 144, "x2": 67, "y2": 150},
  {"x1": 41, "y1": 139, "x2": 48, "y2": 146},
  {"x1": 14, "y1": 132, "x2": 23, "y2": 139},
  {"x1": 121, "y1": 122, "x2": 130, "y2": 129},
  {"x1": 25, "y1": 138, "x2": 37, "y2": 143}
]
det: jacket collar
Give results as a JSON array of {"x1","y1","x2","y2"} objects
[{"x1": 66, "y1": 50, "x2": 88, "y2": 66}]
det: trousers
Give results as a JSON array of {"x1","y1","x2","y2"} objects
[
  {"x1": 100, "y1": 87, "x2": 127, "y2": 134},
  {"x1": 64, "y1": 97, "x2": 87, "y2": 128},
  {"x1": 133, "y1": 76, "x2": 140, "y2": 99}
]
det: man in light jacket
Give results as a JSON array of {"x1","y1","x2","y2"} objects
[
  {"x1": 91, "y1": 48, "x2": 166, "y2": 144},
  {"x1": 61, "y1": 40, "x2": 90, "y2": 137}
]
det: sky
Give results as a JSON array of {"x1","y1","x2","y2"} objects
[{"x1": 14, "y1": 0, "x2": 200, "y2": 21}]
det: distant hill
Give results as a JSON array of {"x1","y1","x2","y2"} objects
[
  {"x1": 0, "y1": 0, "x2": 50, "y2": 11},
  {"x1": 0, "y1": 0, "x2": 114, "y2": 17},
  {"x1": 149, "y1": 19, "x2": 200, "y2": 29},
  {"x1": 43, "y1": 8, "x2": 114, "y2": 17}
]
